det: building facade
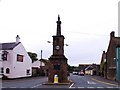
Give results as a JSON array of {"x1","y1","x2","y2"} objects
[
  {"x1": 0, "y1": 35, "x2": 32, "y2": 79},
  {"x1": 106, "y1": 31, "x2": 120, "y2": 80},
  {"x1": 100, "y1": 51, "x2": 107, "y2": 78}
]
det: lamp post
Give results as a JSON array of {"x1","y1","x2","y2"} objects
[
  {"x1": 47, "y1": 41, "x2": 69, "y2": 46},
  {"x1": 41, "y1": 50, "x2": 43, "y2": 59}
]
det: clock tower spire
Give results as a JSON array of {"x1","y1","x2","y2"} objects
[{"x1": 56, "y1": 15, "x2": 61, "y2": 36}]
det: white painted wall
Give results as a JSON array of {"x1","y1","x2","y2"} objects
[
  {"x1": 0, "y1": 43, "x2": 32, "y2": 78},
  {"x1": 1, "y1": 50, "x2": 13, "y2": 78},
  {"x1": 11, "y1": 43, "x2": 32, "y2": 78}
]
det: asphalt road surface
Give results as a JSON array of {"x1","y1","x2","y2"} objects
[
  {"x1": 69, "y1": 74, "x2": 119, "y2": 89},
  {"x1": 1, "y1": 74, "x2": 120, "y2": 89}
]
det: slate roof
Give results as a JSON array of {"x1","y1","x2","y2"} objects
[
  {"x1": 0, "y1": 42, "x2": 21, "y2": 50},
  {"x1": 85, "y1": 65, "x2": 93, "y2": 70}
]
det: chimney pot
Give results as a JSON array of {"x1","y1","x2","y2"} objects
[{"x1": 16, "y1": 35, "x2": 20, "y2": 43}]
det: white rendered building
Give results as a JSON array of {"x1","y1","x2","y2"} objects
[{"x1": 0, "y1": 35, "x2": 32, "y2": 79}]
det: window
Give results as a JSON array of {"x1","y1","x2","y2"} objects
[
  {"x1": 26, "y1": 69, "x2": 30, "y2": 75},
  {"x1": 2, "y1": 51, "x2": 8, "y2": 61},
  {"x1": 6, "y1": 68, "x2": 10, "y2": 74},
  {"x1": 17, "y1": 54, "x2": 24, "y2": 62},
  {"x1": 0, "y1": 68, "x2": 4, "y2": 74}
]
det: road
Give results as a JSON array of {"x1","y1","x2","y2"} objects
[
  {"x1": 69, "y1": 74, "x2": 119, "y2": 89},
  {"x1": 1, "y1": 74, "x2": 120, "y2": 89}
]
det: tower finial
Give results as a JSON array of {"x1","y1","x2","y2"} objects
[
  {"x1": 58, "y1": 14, "x2": 60, "y2": 21},
  {"x1": 56, "y1": 14, "x2": 61, "y2": 36}
]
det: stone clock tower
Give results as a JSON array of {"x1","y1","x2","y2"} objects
[{"x1": 48, "y1": 15, "x2": 68, "y2": 83}]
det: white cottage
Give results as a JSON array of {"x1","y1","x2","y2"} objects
[{"x1": 0, "y1": 35, "x2": 32, "y2": 79}]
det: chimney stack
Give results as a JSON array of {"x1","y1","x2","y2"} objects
[
  {"x1": 16, "y1": 35, "x2": 20, "y2": 43},
  {"x1": 103, "y1": 51, "x2": 105, "y2": 54},
  {"x1": 110, "y1": 31, "x2": 115, "y2": 38}
]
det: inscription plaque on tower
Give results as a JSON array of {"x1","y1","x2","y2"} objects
[{"x1": 48, "y1": 15, "x2": 68, "y2": 83}]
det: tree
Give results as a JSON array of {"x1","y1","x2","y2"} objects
[{"x1": 28, "y1": 52, "x2": 38, "y2": 62}]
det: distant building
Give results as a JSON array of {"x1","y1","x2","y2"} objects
[
  {"x1": 32, "y1": 60, "x2": 41, "y2": 76},
  {"x1": 32, "y1": 59, "x2": 49, "y2": 76},
  {"x1": 85, "y1": 64, "x2": 100, "y2": 75},
  {"x1": 39, "y1": 59, "x2": 49, "y2": 76},
  {"x1": 0, "y1": 35, "x2": 32, "y2": 79},
  {"x1": 79, "y1": 64, "x2": 100, "y2": 75},
  {"x1": 79, "y1": 64, "x2": 90, "y2": 72},
  {"x1": 106, "y1": 31, "x2": 120, "y2": 80},
  {"x1": 85, "y1": 65, "x2": 93, "y2": 75},
  {"x1": 100, "y1": 51, "x2": 107, "y2": 78}
]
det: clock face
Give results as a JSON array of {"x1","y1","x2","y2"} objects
[{"x1": 55, "y1": 45, "x2": 60, "y2": 50}]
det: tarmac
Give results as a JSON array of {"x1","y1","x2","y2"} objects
[{"x1": 91, "y1": 75, "x2": 120, "y2": 87}]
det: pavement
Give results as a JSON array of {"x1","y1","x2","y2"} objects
[{"x1": 90, "y1": 75, "x2": 120, "y2": 87}]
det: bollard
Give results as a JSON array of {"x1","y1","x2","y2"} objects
[{"x1": 54, "y1": 74, "x2": 58, "y2": 83}]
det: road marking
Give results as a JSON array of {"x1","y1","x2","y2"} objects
[
  {"x1": 106, "y1": 87, "x2": 115, "y2": 88},
  {"x1": 78, "y1": 87, "x2": 85, "y2": 88},
  {"x1": 96, "y1": 87, "x2": 104, "y2": 88},
  {"x1": 69, "y1": 83, "x2": 74, "y2": 88},
  {"x1": 87, "y1": 87, "x2": 95, "y2": 88},
  {"x1": 31, "y1": 84, "x2": 42, "y2": 88},
  {"x1": 87, "y1": 81, "x2": 96, "y2": 84},
  {"x1": 92, "y1": 78, "x2": 118, "y2": 87}
]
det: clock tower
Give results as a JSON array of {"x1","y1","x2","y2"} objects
[{"x1": 48, "y1": 15, "x2": 68, "y2": 83}]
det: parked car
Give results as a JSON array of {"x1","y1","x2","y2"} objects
[
  {"x1": 79, "y1": 70, "x2": 84, "y2": 76},
  {"x1": 72, "y1": 71, "x2": 78, "y2": 75}
]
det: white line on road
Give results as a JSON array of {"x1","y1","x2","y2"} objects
[
  {"x1": 69, "y1": 83, "x2": 74, "y2": 88},
  {"x1": 31, "y1": 84, "x2": 42, "y2": 88},
  {"x1": 87, "y1": 87, "x2": 95, "y2": 88},
  {"x1": 106, "y1": 87, "x2": 115, "y2": 88},
  {"x1": 87, "y1": 81, "x2": 96, "y2": 84},
  {"x1": 96, "y1": 87, "x2": 104, "y2": 88},
  {"x1": 78, "y1": 87, "x2": 85, "y2": 88}
]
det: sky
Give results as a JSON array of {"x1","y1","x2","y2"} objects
[{"x1": 0, "y1": 0, "x2": 119, "y2": 66}]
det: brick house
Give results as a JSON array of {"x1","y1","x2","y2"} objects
[{"x1": 106, "y1": 31, "x2": 120, "y2": 80}]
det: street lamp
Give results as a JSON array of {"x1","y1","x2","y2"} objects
[
  {"x1": 47, "y1": 41, "x2": 69, "y2": 46},
  {"x1": 41, "y1": 50, "x2": 43, "y2": 59}
]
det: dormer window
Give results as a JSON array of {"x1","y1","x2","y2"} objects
[{"x1": 2, "y1": 51, "x2": 8, "y2": 61}]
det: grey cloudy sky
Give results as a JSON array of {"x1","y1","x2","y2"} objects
[{"x1": 0, "y1": 0, "x2": 119, "y2": 66}]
